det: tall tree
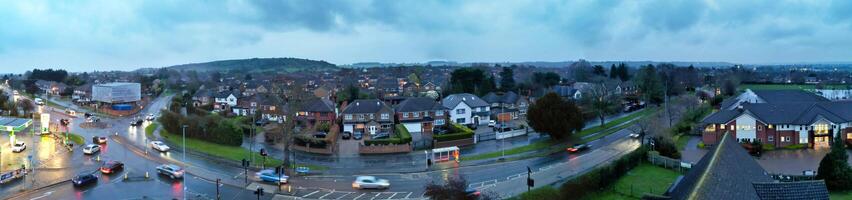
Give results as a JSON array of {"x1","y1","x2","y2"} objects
[
  {"x1": 527, "y1": 93, "x2": 584, "y2": 140},
  {"x1": 592, "y1": 65, "x2": 606, "y2": 77},
  {"x1": 635, "y1": 65, "x2": 664, "y2": 104},
  {"x1": 616, "y1": 63, "x2": 630, "y2": 81},
  {"x1": 17, "y1": 99, "x2": 34, "y2": 118},
  {"x1": 499, "y1": 66, "x2": 515, "y2": 92},
  {"x1": 609, "y1": 64, "x2": 618, "y2": 79},
  {"x1": 817, "y1": 135, "x2": 852, "y2": 190},
  {"x1": 480, "y1": 75, "x2": 497, "y2": 96},
  {"x1": 532, "y1": 72, "x2": 561, "y2": 89},
  {"x1": 582, "y1": 82, "x2": 622, "y2": 127},
  {"x1": 449, "y1": 68, "x2": 486, "y2": 95}
]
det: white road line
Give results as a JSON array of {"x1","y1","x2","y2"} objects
[
  {"x1": 318, "y1": 190, "x2": 334, "y2": 199},
  {"x1": 353, "y1": 193, "x2": 367, "y2": 200},
  {"x1": 303, "y1": 190, "x2": 320, "y2": 198},
  {"x1": 28, "y1": 191, "x2": 54, "y2": 200},
  {"x1": 404, "y1": 192, "x2": 412, "y2": 199},
  {"x1": 336, "y1": 192, "x2": 355, "y2": 200}
]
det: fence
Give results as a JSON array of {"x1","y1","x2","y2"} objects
[
  {"x1": 495, "y1": 129, "x2": 526, "y2": 140},
  {"x1": 768, "y1": 173, "x2": 818, "y2": 182},
  {"x1": 434, "y1": 138, "x2": 475, "y2": 148},
  {"x1": 478, "y1": 132, "x2": 496, "y2": 141},
  {"x1": 359, "y1": 143, "x2": 411, "y2": 154},
  {"x1": 647, "y1": 151, "x2": 692, "y2": 173}
]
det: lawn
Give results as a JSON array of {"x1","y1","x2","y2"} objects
[
  {"x1": 584, "y1": 164, "x2": 682, "y2": 200},
  {"x1": 574, "y1": 108, "x2": 659, "y2": 139},
  {"x1": 675, "y1": 134, "x2": 691, "y2": 150},
  {"x1": 512, "y1": 186, "x2": 560, "y2": 200},
  {"x1": 831, "y1": 191, "x2": 852, "y2": 199},
  {"x1": 145, "y1": 123, "x2": 159, "y2": 138},
  {"x1": 159, "y1": 129, "x2": 327, "y2": 171}
]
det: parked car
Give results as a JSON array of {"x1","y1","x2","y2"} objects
[
  {"x1": 313, "y1": 132, "x2": 328, "y2": 139},
  {"x1": 352, "y1": 176, "x2": 390, "y2": 189},
  {"x1": 156, "y1": 164, "x2": 184, "y2": 179},
  {"x1": 353, "y1": 132, "x2": 363, "y2": 140},
  {"x1": 65, "y1": 108, "x2": 76, "y2": 116},
  {"x1": 150, "y1": 141, "x2": 170, "y2": 152},
  {"x1": 34, "y1": 98, "x2": 44, "y2": 105},
  {"x1": 465, "y1": 189, "x2": 481, "y2": 198},
  {"x1": 628, "y1": 133, "x2": 640, "y2": 139},
  {"x1": 92, "y1": 136, "x2": 108, "y2": 144},
  {"x1": 371, "y1": 132, "x2": 390, "y2": 139},
  {"x1": 566, "y1": 144, "x2": 590, "y2": 153},
  {"x1": 255, "y1": 169, "x2": 288, "y2": 184},
  {"x1": 71, "y1": 174, "x2": 98, "y2": 187},
  {"x1": 83, "y1": 144, "x2": 101, "y2": 155},
  {"x1": 11, "y1": 141, "x2": 26, "y2": 153},
  {"x1": 342, "y1": 131, "x2": 352, "y2": 140},
  {"x1": 84, "y1": 112, "x2": 93, "y2": 118},
  {"x1": 145, "y1": 114, "x2": 155, "y2": 121},
  {"x1": 100, "y1": 161, "x2": 124, "y2": 174},
  {"x1": 488, "y1": 120, "x2": 496, "y2": 127}
]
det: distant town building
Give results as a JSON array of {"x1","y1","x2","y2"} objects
[{"x1": 91, "y1": 82, "x2": 141, "y2": 104}]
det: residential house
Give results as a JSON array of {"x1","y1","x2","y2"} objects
[
  {"x1": 702, "y1": 89, "x2": 852, "y2": 148},
  {"x1": 551, "y1": 85, "x2": 582, "y2": 100},
  {"x1": 442, "y1": 93, "x2": 490, "y2": 126},
  {"x1": 213, "y1": 91, "x2": 240, "y2": 112},
  {"x1": 35, "y1": 80, "x2": 67, "y2": 96},
  {"x1": 191, "y1": 89, "x2": 214, "y2": 107},
  {"x1": 395, "y1": 97, "x2": 447, "y2": 134},
  {"x1": 72, "y1": 83, "x2": 93, "y2": 102},
  {"x1": 296, "y1": 98, "x2": 337, "y2": 127},
  {"x1": 481, "y1": 91, "x2": 529, "y2": 121},
  {"x1": 661, "y1": 133, "x2": 829, "y2": 200},
  {"x1": 341, "y1": 99, "x2": 394, "y2": 136}
]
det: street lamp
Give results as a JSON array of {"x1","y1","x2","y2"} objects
[{"x1": 182, "y1": 124, "x2": 188, "y2": 200}]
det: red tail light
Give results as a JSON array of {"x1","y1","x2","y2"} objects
[{"x1": 100, "y1": 168, "x2": 111, "y2": 173}]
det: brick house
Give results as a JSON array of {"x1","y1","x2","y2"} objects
[
  {"x1": 394, "y1": 97, "x2": 447, "y2": 134},
  {"x1": 341, "y1": 99, "x2": 394, "y2": 136},
  {"x1": 296, "y1": 98, "x2": 337, "y2": 127}
]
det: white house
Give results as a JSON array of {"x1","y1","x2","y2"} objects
[
  {"x1": 442, "y1": 93, "x2": 490, "y2": 126},
  {"x1": 213, "y1": 91, "x2": 239, "y2": 112}
]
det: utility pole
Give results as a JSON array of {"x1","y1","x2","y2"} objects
[
  {"x1": 216, "y1": 178, "x2": 221, "y2": 200},
  {"x1": 242, "y1": 159, "x2": 250, "y2": 185},
  {"x1": 182, "y1": 125, "x2": 188, "y2": 200}
]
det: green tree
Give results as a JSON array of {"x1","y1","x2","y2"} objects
[
  {"x1": 480, "y1": 75, "x2": 497, "y2": 96},
  {"x1": 499, "y1": 66, "x2": 515, "y2": 92},
  {"x1": 609, "y1": 64, "x2": 618, "y2": 79},
  {"x1": 592, "y1": 65, "x2": 606, "y2": 77},
  {"x1": 408, "y1": 73, "x2": 421, "y2": 86},
  {"x1": 616, "y1": 63, "x2": 630, "y2": 81},
  {"x1": 635, "y1": 65, "x2": 664, "y2": 104},
  {"x1": 527, "y1": 93, "x2": 584, "y2": 140},
  {"x1": 449, "y1": 68, "x2": 494, "y2": 95},
  {"x1": 817, "y1": 136, "x2": 852, "y2": 191},
  {"x1": 532, "y1": 72, "x2": 561, "y2": 89}
]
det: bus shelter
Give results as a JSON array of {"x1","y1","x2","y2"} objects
[{"x1": 431, "y1": 146, "x2": 460, "y2": 162}]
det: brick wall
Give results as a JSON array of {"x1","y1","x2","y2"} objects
[{"x1": 358, "y1": 143, "x2": 411, "y2": 154}]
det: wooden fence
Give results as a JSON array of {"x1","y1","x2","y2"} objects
[{"x1": 647, "y1": 151, "x2": 692, "y2": 173}]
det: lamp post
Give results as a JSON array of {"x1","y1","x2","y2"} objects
[{"x1": 182, "y1": 125, "x2": 188, "y2": 200}]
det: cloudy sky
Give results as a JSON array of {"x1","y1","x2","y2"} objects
[{"x1": 1, "y1": 0, "x2": 852, "y2": 73}]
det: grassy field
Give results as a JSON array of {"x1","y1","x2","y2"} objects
[
  {"x1": 462, "y1": 108, "x2": 659, "y2": 162},
  {"x1": 159, "y1": 129, "x2": 327, "y2": 170},
  {"x1": 739, "y1": 83, "x2": 850, "y2": 91},
  {"x1": 145, "y1": 123, "x2": 159, "y2": 138},
  {"x1": 831, "y1": 191, "x2": 852, "y2": 199},
  {"x1": 584, "y1": 164, "x2": 682, "y2": 200}
]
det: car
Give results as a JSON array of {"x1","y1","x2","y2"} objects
[
  {"x1": 628, "y1": 133, "x2": 640, "y2": 139},
  {"x1": 488, "y1": 120, "x2": 496, "y2": 127},
  {"x1": 34, "y1": 98, "x2": 44, "y2": 105},
  {"x1": 100, "y1": 161, "x2": 124, "y2": 174},
  {"x1": 145, "y1": 114, "x2": 155, "y2": 121},
  {"x1": 71, "y1": 174, "x2": 98, "y2": 187},
  {"x1": 566, "y1": 144, "x2": 590, "y2": 153},
  {"x1": 342, "y1": 131, "x2": 352, "y2": 140},
  {"x1": 84, "y1": 112, "x2": 93, "y2": 118},
  {"x1": 65, "y1": 108, "x2": 76, "y2": 116},
  {"x1": 156, "y1": 164, "x2": 184, "y2": 179},
  {"x1": 371, "y1": 132, "x2": 390, "y2": 139},
  {"x1": 313, "y1": 132, "x2": 328, "y2": 139},
  {"x1": 11, "y1": 141, "x2": 26, "y2": 153},
  {"x1": 465, "y1": 189, "x2": 481, "y2": 198},
  {"x1": 83, "y1": 144, "x2": 101, "y2": 155},
  {"x1": 92, "y1": 136, "x2": 108, "y2": 144},
  {"x1": 255, "y1": 169, "x2": 288, "y2": 184},
  {"x1": 352, "y1": 176, "x2": 390, "y2": 189},
  {"x1": 150, "y1": 141, "x2": 170, "y2": 152},
  {"x1": 353, "y1": 132, "x2": 363, "y2": 140},
  {"x1": 130, "y1": 119, "x2": 143, "y2": 126}
]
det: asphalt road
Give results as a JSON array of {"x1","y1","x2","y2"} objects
[{"x1": 1, "y1": 90, "x2": 641, "y2": 200}]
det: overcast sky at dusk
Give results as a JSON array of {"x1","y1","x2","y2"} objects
[{"x1": 2, "y1": 0, "x2": 852, "y2": 73}]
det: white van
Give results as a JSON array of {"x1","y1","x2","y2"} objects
[{"x1": 34, "y1": 98, "x2": 44, "y2": 105}]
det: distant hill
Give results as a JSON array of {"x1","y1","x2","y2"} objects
[
  {"x1": 343, "y1": 60, "x2": 737, "y2": 68},
  {"x1": 168, "y1": 58, "x2": 338, "y2": 72}
]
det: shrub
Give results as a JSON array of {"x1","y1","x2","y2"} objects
[
  {"x1": 652, "y1": 136, "x2": 681, "y2": 159},
  {"x1": 396, "y1": 124, "x2": 412, "y2": 144},
  {"x1": 762, "y1": 143, "x2": 775, "y2": 151},
  {"x1": 559, "y1": 147, "x2": 648, "y2": 199},
  {"x1": 697, "y1": 141, "x2": 705, "y2": 149},
  {"x1": 434, "y1": 123, "x2": 475, "y2": 142}
]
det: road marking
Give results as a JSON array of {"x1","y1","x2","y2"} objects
[
  {"x1": 335, "y1": 192, "x2": 355, "y2": 200},
  {"x1": 404, "y1": 192, "x2": 412, "y2": 199},
  {"x1": 28, "y1": 191, "x2": 54, "y2": 200},
  {"x1": 386, "y1": 192, "x2": 397, "y2": 199},
  {"x1": 352, "y1": 193, "x2": 366, "y2": 200},
  {"x1": 370, "y1": 192, "x2": 379, "y2": 200},
  {"x1": 318, "y1": 190, "x2": 334, "y2": 199},
  {"x1": 303, "y1": 190, "x2": 320, "y2": 198}
]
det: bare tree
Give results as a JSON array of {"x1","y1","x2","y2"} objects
[
  {"x1": 17, "y1": 98, "x2": 34, "y2": 117},
  {"x1": 582, "y1": 81, "x2": 622, "y2": 127}
]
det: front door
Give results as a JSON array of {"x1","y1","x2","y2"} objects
[
  {"x1": 814, "y1": 136, "x2": 830, "y2": 148},
  {"x1": 369, "y1": 125, "x2": 377, "y2": 135}
]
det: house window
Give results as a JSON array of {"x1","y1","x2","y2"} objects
[
  {"x1": 781, "y1": 136, "x2": 791, "y2": 142},
  {"x1": 704, "y1": 125, "x2": 716, "y2": 132},
  {"x1": 456, "y1": 118, "x2": 466, "y2": 124},
  {"x1": 720, "y1": 124, "x2": 725, "y2": 130},
  {"x1": 456, "y1": 109, "x2": 466, "y2": 114},
  {"x1": 369, "y1": 114, "x2": 374, "y2": 119},
  {"x1": 405, "y1": 112, "x2": 410, "y2": 118},
  {"x1": 413, "y1": 112, "x2": 419, "y2": 118},
  {"x1": 768, "y1": 135, "x2": 774, "y2": 142},
  {"x1": 435, "y1": 119, "x2": 445, "y2": 125},
  {"x1": 757, "y1": 125, "x2": 763, "y2": 131},
  {"x1": 345, "y1": 114, "x2": 352, "y2": 120},
  {"x1": 435, "y1": 111, "x2": 443, "y2": 116},
  {"x1": 767, "y1": 124, "x2": 773, "y2": 129},
  {"x1": 381, "y1": 113, "x2": 389, "y2": 120}
]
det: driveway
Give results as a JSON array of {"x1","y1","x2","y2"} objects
[{"x1": 755, "y1": 149, "x2": 852, "y2": 174}]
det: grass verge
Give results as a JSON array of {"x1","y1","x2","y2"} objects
[
  {"x1": 145, "y1": 123, "x2": 159, "y2": 138},
  {"x1": 584, "y1": 164, "x2": 682, "y2": 200},
  {"x1": 831, "y1": 191, "x2": 852, "y2": 199},
  {"x1": 67, "y1": 133, "x2": 85, "y2": 145},
  {"x1": 512, "y1": 186, "x2": 560, "y2": 200},
  {"x1": 159, "y1": 129, "x2": 322, "y2": 170},
  {"x1": 574, "y1": 108, "x2": 659, "y2": 139},
  {"x1": 674, "y1": 134, "x2": 691, "y2": 150}
]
